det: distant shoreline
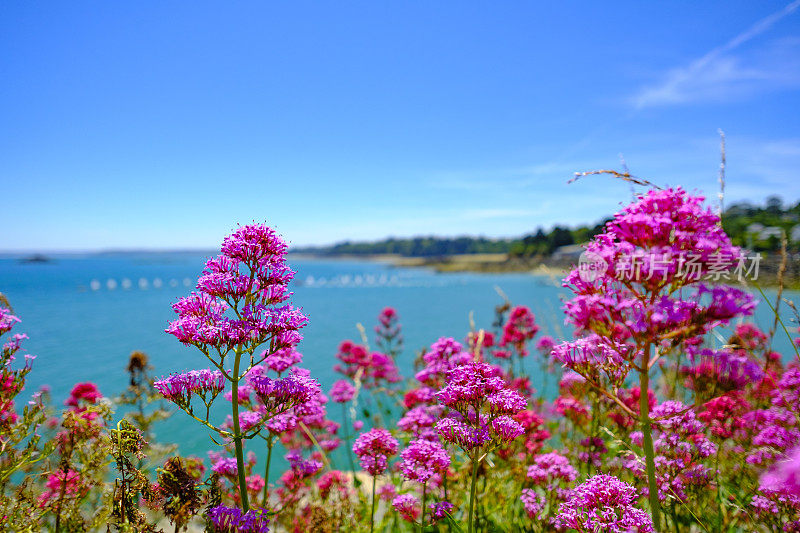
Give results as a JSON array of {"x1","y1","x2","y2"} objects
[
  {"x1": 293, "y1": 252, "x2": 575, "y2": 280},
  {"x1": 291, "y1": 251, "x2": 800, "y2": 289}
]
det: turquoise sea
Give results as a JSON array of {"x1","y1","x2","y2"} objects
[{"x1": 1, "y1": 253, "x2": 797, "y2": 464}]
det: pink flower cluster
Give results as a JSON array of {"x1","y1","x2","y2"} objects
[
  {"x1": 551, "y1": 335, "x2": 635, "y2": 388},
  {"x1": 166, "y1": 224, "x2": 307, "y2": 353},
  {"x1": 526, "y1": 452, "x2": 577, "y2": 487},
  {"x1": 329, "y1": 379, "x2": 356, "y2": 403},
  {"x1": 1, "y1": 306, "x2": 35, "y2": 430},
  {"x1": 285, "y1": 450, "x2": 323, "y2": 479},
  {"x1": 563, "y1": 188, "x2": 754, "y2": 347},
  {"x1": 38, "y1": 469, "x2": 85, "y2": 507},
  {"x1": 761, "y1": 446, "x2": 800, "y2": 496},
  {"x1": 207, "y1": 504, "x2": 270, "y2": 532},
  {"x1": 414, "y1": 337, "x2": 473, "y2": 387},
  {"x1": 399, "y1": 438, "x2": 450, "y2": 483},
  {"x1": 375, "y1": 306, "x2": 403, "y2": 357},
  {"x1": 392, "y1": 493, "x2": 420, "y2": 522},
  {"x1": 352, "y1": 428, "x2": 398, "y2": 476},
  {"x1": 333, "y1": 340, "x2": 401, "y2": 389},
  {"x1": 552, "y1": 475, "x2": 654, "y2": 532},
  {"x1": 497, "y1": 305, "x2": 539, "y2": 358},
  {"x1": 629, "y1": 400, "x2": 717, "y2": 501},
  {"x1": 154, "y1": 369, "x2": 225, "y2": 405},
  {"x1": 434, "y1": 362, "x2": 526, "y2": 451},
  {"x1": 263, "y1": 347, "x2": 303, "y2": 375},
  {"x1": 65, "y1": 382, "x2": 102, "y2": 408},
  {"x1": 249, "y1": 370, "x2": 320, "y2": 418}
]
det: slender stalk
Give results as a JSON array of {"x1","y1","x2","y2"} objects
[
  {"x1": 261, "y1": 438, "x2": 273, "y2": 507},
  {"x1": 467, "y1": 453, "x2": 480, "y2": 533},
  {"x1": 342, "y1": 404, "x2": 357, "y2": 483},
  {"x1": 231, "y1": 348, "x2": 250, "y2": 512},
  {"x1": 639, "y1": 343, "x2": 661, "y2": 530},
  {"x1": 589, "y1": 395, "x2": 599, "y2": 476},
  {"x1": 540, "y1": 360, "x2": 548, "y2": 400},
  {"x1": 444, "y1": 474, "x2": 451, "y2": 532},
  {"x1": 370, "y1": 475, "x2": 377, "y2": 533},
  {"x1": 421, "y1": 482, "x2": 427, "y2": 533}
]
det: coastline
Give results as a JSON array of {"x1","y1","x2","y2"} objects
[{"x1": 290, "y1": 252, "x2": 800, "y2": 289}]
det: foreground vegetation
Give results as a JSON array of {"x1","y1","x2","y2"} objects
[{"x1": 2, "y1": 186, "x2": 800, "y2": 532}]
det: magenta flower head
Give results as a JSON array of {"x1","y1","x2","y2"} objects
[
  {"x1": 415, "y1": 337, "x2": 473, "y2": 386},
  {"x1": 552, "y1": 335, "x2": 635, "y2": 388},
  {"x1": 520, "y1": 489, "x2": 546, "y2": 519},
  {"x1": 375, "y1": 307, "x2": 403, "y2": 356},
  {"x1": 434, "y1": 360, "x2": 526, "y2": 451},
  {"x1": 65, "y1": 382, "x2": 102, "y2": 408},
  {"x1": 761, "y1": 446, "x2": 800, "y2": 497},
  {"x1": 0, "y1": 306, "x2": 21, "y2": 337},
  {"x1": 562, "y1": 188, "x2": 753, "y2": 345},
  {"x1": 154, "y1": 369, "x2": 225, "y2": 406},
  {"x1": 166, "y1": 223, "x2": 307, "y2": 353},
  {"x1": 399, "y1": 438, "x2": 451, "y2": 483},
  {"x1": 237, "y1": 411, "x2": 263, "y2": 432},
  {"x1": 491, "y1": 415, "x2": 525, "y2": 442},
  {"x1": 263, "y1": 347, "x2": 303, "y2": 375},
  {"x1": 329, "y1": 379, "x2": 356, "y2": 403},
  {"x1": 500, "y1": 305, "x2": 539, "y2": 357},
  {"x1": 526, "y1": 452, "x2": 577, "y2": 487},
  {"x1": 286, "y1": 450, "x2": 323, "y2": 479},
  {"x1": 352, "y1": 428, "x2": 399, "y2": 476},
  {"x1": 398, "y1": 405, "x2": 440, "y2": 438},
  {"x1": 487, "y1": 388, "x2": 528, "y2": 415},
  {"x1": 435, "y1": 362, "x2": 505, "y2": 410},
  {"x1": 378, "y1": 306, "x2": 398, "y2": 326},
  {"x1": 536, "y1": 335, "x2": 556, "y2": 355},
  {"x1": 38, "y1": 469, "x2": 85, "y2": 506},
  {"x1": 435, "y1": 416, "x2": 491, "y2": 450},
  {"x1": 207, "y1": 504, "x2": 270, "y2": 532},
  {"x1": 211, "y1": 456, "x2": 239, "y2": 477},
  {"x1": 552, "y1": 475, "x2": 654, "y2": 532},
  {"x1": 392, "y1": 493, "x2": 421, "y2": 522},
  {"x1": 334, "y1": 341, "x2": 401, "y2": 388},
  {"x1": 161, "y1": 223, "x2": 317, "y2": 514},
  {"x1": 681, "y1": 346, "x2": 763, "y2": 396},
  {"x1": 250, "y1": 370, "x2": 320, "y2": 417}
]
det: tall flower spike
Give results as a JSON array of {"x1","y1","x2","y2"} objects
[{"x1": 162, "y1": 223, "x2": 311, "y2": 514}]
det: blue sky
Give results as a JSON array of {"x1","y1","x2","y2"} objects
[{"x1": 2, "y1": 1, "x2": 800, "y2": 251}]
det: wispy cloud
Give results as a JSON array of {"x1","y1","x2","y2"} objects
[
  {"x1": 426, "y1": 160, "x2": 617, "y2": 192},
  {"x1": 631, "y1": 1, "x2": 800, "y2": 109}
]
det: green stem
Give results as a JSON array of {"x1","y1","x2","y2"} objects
[
  {"x1": 467, "y1": 453, "x2": 480, "y2": 533},
  {"x1": 421, "y1": 482, "x2": 427, "y2": 533},
  {"x1": 444, "y1": 474, "x2": 451, "y2": 532},
  {"x1": 589, "y1": 396, "x2": 599, "y2": 477},
  {"x1": 231, "y1": 348, "x2": 250, "y2": 512},
  {"x1": 371, "y1": 475, "x2": 377, "y2": 533},
  {"x1": 342, "y1": 404, "x2": 358, "y2": 483},
  {"x1": 715, "y1": 446, "x2": 723, "y2": 533},
  {"x1": 640, "y1": 344, "x2": 661, "y2": 531},
  {"x1": 262, "y1": 438, "x2": 273, "y2": 507}
]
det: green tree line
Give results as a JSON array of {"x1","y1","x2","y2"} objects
[{"x1": 292, "y1": 196, "x2": 800, "y2": 258}]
